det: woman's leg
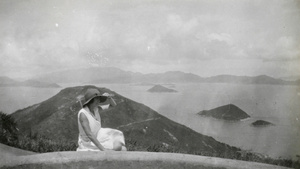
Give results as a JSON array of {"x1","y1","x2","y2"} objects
[
  {"x1": 111, "y1": 130, "x2": 126, "y2": 151},
  {"x1": 121, "y1": 146, "x2": 127, "y2": 151}
]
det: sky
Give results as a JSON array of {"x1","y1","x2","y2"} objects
[{"x1": 0, "y1": 0, "x2": 300, "y2": 79}]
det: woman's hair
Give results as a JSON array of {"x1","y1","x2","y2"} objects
[
  {"x1": 99, "y1": 96, "x2": 108, "y2": 103},
  {"x1": 84, "y1": 96, "x2": 107, "y2": 107},
  {"x1": 85, "y1": 97, "x2": 96, "y2": 107}
]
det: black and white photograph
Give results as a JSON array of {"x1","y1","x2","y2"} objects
[{"x1": 0, "y1": 0, "x2": 299, "y2": 168}]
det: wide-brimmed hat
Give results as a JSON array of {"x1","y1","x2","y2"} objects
[{"x1": 82, "y1": 88, "x2": 107, "y2": 106}]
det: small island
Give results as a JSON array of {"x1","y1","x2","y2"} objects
[
  {"x1": 147, "y1": 85, "x2": 178, "y2": 93},
  {"x1": 251, "y1": 120, "x2": 274, "y2": 127},
  {"x1": 198, "y1": 104, "x2": 250, "y2": 121}
]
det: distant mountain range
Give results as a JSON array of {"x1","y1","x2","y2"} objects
[
  {"x1": 203, "y1": 74, "x2": 294, "y2": 85},
  {"x1": 31, "y1": 67, "x2": 299, "y2": 85},
  {"x1": 11, "y1": 85, "x2": 244, "y2": 156},
  {"x1": 0, "y1": 76, "x2": 60, "y2": 88},
  {"x1": 280, "y1": 75, "x2": 300, "y2": 81}
]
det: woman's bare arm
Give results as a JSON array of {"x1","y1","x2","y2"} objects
[
  {"x1": 101, "y1": 94, "x2": 117, "y2": 107},
  {"x1": 79, "y1": 113, "x2": 105, "y2": 151},
  {"x1": 108, "y1": 97, "x2": 117, "y2": 107}
]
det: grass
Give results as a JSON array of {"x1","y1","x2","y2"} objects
[
  {"x1": 125, "y1": 138, "x2": 300, "y2": 168},
  {"x1": 15, "y1": 134, "x2": 77, "y2": 153}
]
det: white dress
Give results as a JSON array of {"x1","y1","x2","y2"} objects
[{"x1": 76, "y1": 106, "x2": 125, "y2": 151}]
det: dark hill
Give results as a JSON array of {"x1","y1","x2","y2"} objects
[
  {"x1": 198, "y1": 104, "x2": 250, "y2": 121},
  {"x1": 147, "y1": 85, "x2": 178, "y2": 93},
  {"x1": 251, "y1": 120, "x2": 274, "y2": 127},
  {"x1": 12, "y1": 86, "x2": 242, "y2": 155}
]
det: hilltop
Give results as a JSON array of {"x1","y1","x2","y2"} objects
[
  {"x1": 11, "y1": 85, "x2": 242, "y2": 156},
  {"x1": 198, "y1": 104, "x2": 250, "y2": 121}
]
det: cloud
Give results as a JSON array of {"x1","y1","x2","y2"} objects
[
  {"x1": 0, "y1": 0, "x2": 300, "y2": 78},
  {"x1": 207, "y1": 33, "x2": 233, "y2": 45},
  {"x1": 269, "y1": 36, "x2": 300, "y2": 61},
  {"x1": 243, "y1": 36, "x2": 300, "y2": 62},
  {"x1": 276, "y1": 36, "x2": 297, "y2": 49}
]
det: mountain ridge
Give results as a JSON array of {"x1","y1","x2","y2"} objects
[{"x1": 30, "y1": 67, "x2": 298, "y2": 85}]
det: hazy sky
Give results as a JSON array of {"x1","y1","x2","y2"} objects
[{"x1": 0, "y1": 0, "x2": 300, "y2": 79}]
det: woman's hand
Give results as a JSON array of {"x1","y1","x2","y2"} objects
[
  {"x1": 102, "y1": 92, "x2": 114, "y2": 97},
  {"x1": 102, "y1": 92, "x2": 117, "y2": 107}
]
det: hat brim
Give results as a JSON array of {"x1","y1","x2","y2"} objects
[{"x1": 82, "y1": 95, "x2": 108, "y2": 106}]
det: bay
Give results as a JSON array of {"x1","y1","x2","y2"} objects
[
  {"x1": 99, "y1": 83, "x2": 300, "y2": 160},
  {"x1": 0, "y1": 87, "x2": 61, "y2": 114}
]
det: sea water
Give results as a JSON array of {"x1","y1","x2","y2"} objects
[
  {"x1": 0, "y1": 87, "x2": 61, "y2": 113},
  {"x1": 101, "y1": 83, "x2": 300, "y2": 159},
  {"x1": 1, "y1": 83, "x2": 299, "y2": 159}
]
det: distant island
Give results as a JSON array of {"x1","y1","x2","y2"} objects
[
  {"x1": 147, "y1": 85, "x2": 178, "y2": 93},
  {"x1": 0, "y1": 76, "x2": 60, "y2": 88},
  {"x1": 251, "y1": 120, "x2": 274, "y2": 127},
  {"x1": 198, "y1": 104, "x2": 250, "y2": 121}
]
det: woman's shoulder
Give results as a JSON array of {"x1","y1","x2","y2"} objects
[
  {"x1": 78, "y1": 108, "x2": 90, "y2": 120},
  {"x1": 78, "y1": 107, "x2": 89, "y2": 115}
]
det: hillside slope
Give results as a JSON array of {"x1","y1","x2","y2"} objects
[{"x1": 11, "y1": 85, "x2": 242, "y2": 155}]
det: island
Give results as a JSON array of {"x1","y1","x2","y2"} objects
[
  {"x1": 198, "y1": 104, "x2": 250, "y2": 121},
  {"x1": 147, "y1": 85, "x2": 178, "y2": 93},
  {"x1": 251, "y1": 120, "x2": 274, "y2": 127}
]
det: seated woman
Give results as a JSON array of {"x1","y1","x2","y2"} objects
[{"x1": 77, "y1": 88, "x2": 126, "y2": 151}]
